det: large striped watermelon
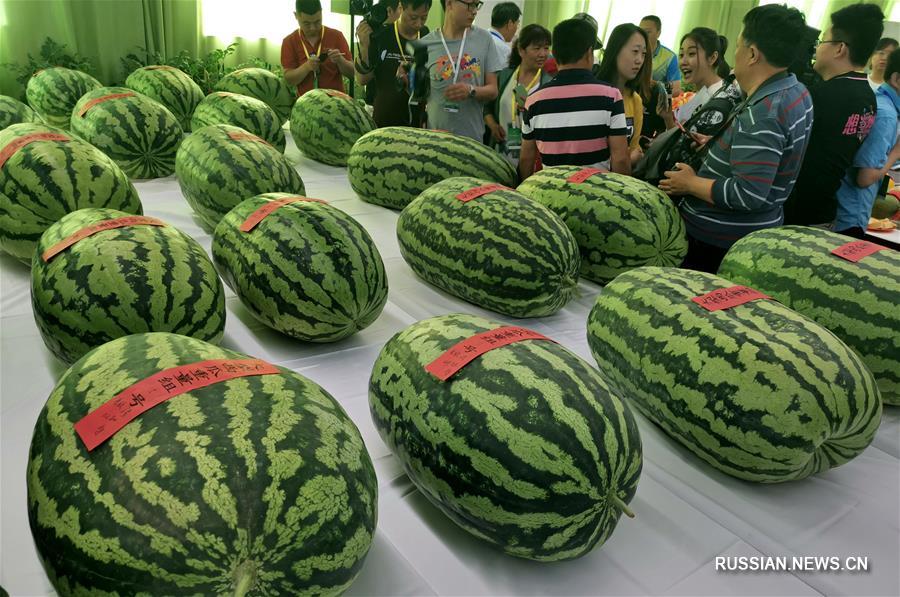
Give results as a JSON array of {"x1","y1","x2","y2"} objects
[
  {"x1": 212, "y1": 193, "x2": 387, "y2": 342},
  {"x1": 289, "y1": 89, "x2": 375, "y2": 166},
  {"x1": 191, "y1": 92, "x2": 285, "y2": 152},
  {"x1": 517, "y1": 167, "x2": 687, "y2": 283},
  {"x1": 370, "y1": 314, "x2": 642, "y2": 560},
  {"x1": 1, "y1": 95, "x2": 44, "y2": 130},
  {"x1": 348, "y1": 127, "x2": 518, "y2": 210},
  {"x1": 70, "y1": 86, "x2": 183, "y2": 179},
  {"x1": 587, "y1": 267, "x2": 882, "y2": 483},
  {"x1": 215, "y1": 67, "x2": 295, "y2": 123},
  {"x1": 0, "y1": 123, "x2": 142, "y2": 264},
  {"x1": 175, "y1": 124, "x2": 305, "y2": 228},
  {"x1": 32, "y1": 208, "x2": 226, "y2": 364},
  {"x1": 718, "y1": 226, "x2": 900, "y2": 405},
  {"x1": 27, "y1": 332, "x2": 377, "y2": 595},
  {"x1": 125, "y1": 65, "x2": 204, "y2": 131},
  {"x1": 25, "y1": 67, "x2": 102, "y2": 129},
  {"x1": 397, "y1": 177, "x2": 580, "y2": 317}
]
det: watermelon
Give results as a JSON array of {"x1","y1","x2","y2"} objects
[
  {"x1": 289, "y1": 89, "x2": 375, "y2": 166},
  {"x1": 0, "y1": 123, "x2": 142, "y2": 264},
  {"x1": 25, "y1": 67, "x2": 102, "y2": 129},
  {"x1": 348, "y1": 126, "x2": 518, "y2": 210},
  {"x1": 125, "y1": 65, "x2": 204, "y2": 131},
  {"x1": 587, "y1": 266, "x2": 882, "y2": 483},
  {"x1": 27, "y1": 332, "x2": 377, "y2": 595},
  {"x1": 717, "y1": 226, "x2": 900, "y2": 405},
  {"x1": 175, "y1": 124, "x2": 305, "y2": 229},
  {"x1": 1, "y1": 94, "x2": 44, "y2": 130},
  {"x1": 516, "y1": 167, "x2": 688, "y2": 283},
  {"x1": 215, "y1": 67, "x2": 295, "y2": 123},
  {"x1": 191, "y1": 92, "x2": 285, "y2": 153},
  {"x1": 31, "y1": 208, "x2": 226, "y2": 364},
  {"x1": 212, "y1": 193, "x2": 387, "y2": 342},
  {"x1": 70, "y1": 86, "x2": 183, "y2": 179},
  {"x1": 397, "y1": 177, "x2": 580, "y2": 317},
  {"x1": 369, "y1": 313, "x2": 642, "y2": 560}
]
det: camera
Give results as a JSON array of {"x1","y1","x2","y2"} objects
[
  {"x1": 351, "y1": 0, "x2": 389, "y2": 29},
  {"x1": 397, "y1": 39, "x2": 430, "y2": 104}
]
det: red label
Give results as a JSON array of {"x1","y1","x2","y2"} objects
[
  {"x1": 144, "y1": 65, "x2": 176, "y2": 71},
  {"x1": 78, "y1": 92, "x2": 136, "y2": 117},
  {"x1": 831, "y1": 240, "x2": 886, "y2": 262},
  {"x1": 240, "y1": 196, "x2": 328, "y2": 232},
  {"x1": 425, "y1": 326, "x2": 553, "y2": 381},
  {"x1": 227, "y1": 131, "x2": 271, "y2": 146},
  {"x1": 74, "y1": 358, "x2": 280, "y2": 451},
  {"x1": 324, "y1": 89, "x2": 351, "y2": 100},
  {"x1": 0, "y1": 132, "x2": 70, "y2": 169},
  {"x1": 455, "y1": 184, "x2": 509, "y2": 203},
  {"x1": 692, "y1": 285, "x2": 770, "y2": 311},
  {"x1": 42, "y1": 216, "x2": 165, "y2": 262},
  {"x1": 566, "y1": 168, "x2": 606, "y2": 183}
]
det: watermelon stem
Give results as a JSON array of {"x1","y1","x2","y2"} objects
[
  {"x1": 232, "y1": 560, "x2": 257, "y2": 597},
  {"x1": 610, "y1": 494, "x2": 635, "y2": 518}
]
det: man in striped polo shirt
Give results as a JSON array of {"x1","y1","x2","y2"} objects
[
  {"x1": 659, "y1": 4, "x2": 814, "y2": 272},
  {"x1": 518, "y1": 18, "x2": 630, "y2": 179}
]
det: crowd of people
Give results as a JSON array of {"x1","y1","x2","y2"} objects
[{"x1": 281, "y1": 0, "x2": 897, "y2": 272}]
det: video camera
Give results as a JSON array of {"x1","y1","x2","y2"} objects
[{"x1": 350, "y1": 0, "x2": 389, "y2": 29}]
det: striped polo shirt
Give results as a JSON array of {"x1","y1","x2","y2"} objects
[
  {"x1": 521, "y1": 69, "x2": 628, "y2": 167},
  {"x1": 680, "y1": 72, "x2": 814, "y2": 248}
]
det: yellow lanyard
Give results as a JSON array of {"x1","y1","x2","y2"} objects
[
  {"x1": 300, "y1": 27, "x2": 325, "y2": 88},
  {"x1": 394, "y1": 21, "x2": 419, "y2": 61},
  {"x1": 510, "y1": 67, "x2": 541, "y2": 127}
]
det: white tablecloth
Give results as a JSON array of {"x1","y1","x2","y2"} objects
[{"x1": 2, "y1": 137, "x2": 898, "y2": 596}]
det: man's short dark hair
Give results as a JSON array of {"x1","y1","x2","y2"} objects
[
  {"x1": 886, "y1": 47, "x2": 900, "y2": 81},
  {"x1": 400, "y1": 0, "x2": 431, "y2": 9},
  {"x1": 640, "y1": 15, "x2": 661, "y2": 31},
  {"x1": 296, "y1": 0, "x2": 322, "y2": 15},
  {"x1": 491, "y1": 2, "x2": 521, "y2": 28},
  {"x1": 552, "y1": 18, "x2": 595, "y2": 65},
  {"x1": 830, "y1": 3, "x2": 884, "y2": 66},
  {"x1": 741, "y1": 4, "x2": 808, "y2": 68}
]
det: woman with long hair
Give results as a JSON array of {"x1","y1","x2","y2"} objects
[
  {"x1": 676, "y1": 27, "x2": 732, "y2": 122},
  {"x1": 868, "y1": 37, "x2": 900, "y2": 91}
]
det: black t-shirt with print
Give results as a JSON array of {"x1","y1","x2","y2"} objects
[{"x1": 366, "y1": 23, "x2": 429, "y2": 127}]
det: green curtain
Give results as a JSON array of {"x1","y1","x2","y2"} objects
[
  {"x1": 668, "y1": 0, "x2": 757, "y2": 64},
  {"x1": 523, "y1": 0, "x2": 588, "y2": 31}
]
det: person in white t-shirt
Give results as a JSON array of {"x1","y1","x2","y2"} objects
[
  {"x1": 489, "y1": 2, "x2": 520, "y2": 65},
  {"x1": 676, "y1": 27, "x2": 732, "y2": 123},
  {"x1": 867, "y1": 37, "x2": 899, "y2": 91}
]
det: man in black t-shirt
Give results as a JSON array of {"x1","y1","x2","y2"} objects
[
  {"x1": 783, "y1": 3, "x2": 883, "y2": 225},
  {"x1": 355, "y1": 0, "x2": 432, "y2": 127},
  {"x1": 359, "y1": 0, "x2": 402, "y2": 106}
]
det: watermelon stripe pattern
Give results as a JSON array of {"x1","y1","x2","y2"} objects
[
  {"x1": 587, "y1": 267, "x2": 882, "y2": 483},
  {"x1": 369, "y1": 314, "x2": 642, "y2": 561},
  {"x1": 71, "y1": 86, "x2": 184, "y2": 179},
  {"x1": 0, "y1": 123, "x2": 142, "y2": 264},
  {"x1": 125, "y1": 66, "x2": 204, "y2": 131},
  {"x1": 192, "y1": 92, "x2": 286, "y2": 152},
  {"x1": 175, "y1": 124, "x2": 305, "y2": 229},
  {"x1": 397, "y1": 177, "x2": 580, "y2": 317},
  {"x1": 31, "y1": 208, "x2": 226, "y2": 363},
  {"x1": 25, "y1": 67, "x2": 102, "y2": 129},
  {"x1": 289, "y1": 89, "x2": 375, "y2": 166},
  {"x1": 1, "y1": 94, "x2": 44, "y2": 130},
  {"x1": 718, "y1": 226, "x2": 900, "y2": 405},
  {"x1": 348, "y1": 127, "x2": 518, "y2": 210},
  {"x1": 212, "y1": 194, "x2": 387, "y2": 342},
  {"x1": 215, "y1": 68, "x2": 296, "y2": 124},
  {"x1": 28, "y1": 332, "x2": 377, "y2": 596},
  {"x1": 516, "y1": 167, "x2": 687, "y2": 283}
]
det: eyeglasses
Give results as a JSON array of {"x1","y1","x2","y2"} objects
[
  {"x1": 815, "y1": 39, "x2": 848, "y2": 48},
  {"x1": 456, "y1": 0, "x2": 483, "y2": 12}
]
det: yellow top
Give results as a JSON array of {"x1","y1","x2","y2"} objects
[{"x1": 621, "y1": 90, "x2": 643, "y2": 151}]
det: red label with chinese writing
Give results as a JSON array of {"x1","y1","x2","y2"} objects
[
  {"x1": 41, "y1": 216, "x2": 166, "y2": 262},
  {"x1": 240, "y1": 196, "x2": 328, "y2": 232},
  {"x1": 692, "y1": 285, "x2": 770, "y2": 311},
  {"x1": 831, "y1": 240, "x2": 885, "y2": 262},
  {"x1": 324, "y1": 89, "x2": 352, "y2": 100},
  {"x1": 144, "y1": 65, "x2": 176, "y2": 71},
  {"x1": 77, "y1": 92, "x2": 136, "y2": 117},
  {"x1": 74, "y1": 358, "x2": 280, "y2": 451},
  {"x1": 227, "y1": 131, "x2": 271, "y2": 146},
  {"x1": 566, "y1": 168, "x2": 605, "y2": 183},
  {"x1": 0, "y1": 132, "x2": 70, "y2": 169},
  {"x1": 455, "y1": 184, "x2": 509, "y2": 202},
  {"x1": 425, "y1": 326, "x2": 553, "y2": 381}
]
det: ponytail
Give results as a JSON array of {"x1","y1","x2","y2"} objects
[
  {"x1": 681, "y1": 27, "x2": 730, "y2": 81},
  {"x1": 715, "y1": 35, "x2": 730, "y2": 79}
]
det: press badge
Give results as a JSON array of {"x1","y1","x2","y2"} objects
[{"x1": 444, "y1": 101, "x2": 460, "y2": 113}]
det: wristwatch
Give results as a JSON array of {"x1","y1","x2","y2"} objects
[{"x1": 468, "y1": 84, "x2": 476, "y2": 99}]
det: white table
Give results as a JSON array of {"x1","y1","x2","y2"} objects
[{"x1": 2, "y1": 137, "x2": 898, "y2": 596}]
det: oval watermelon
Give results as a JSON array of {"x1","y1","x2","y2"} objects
[
  {"x1": 289, "y1": 88, "x2": 375, "y2": 166},
  {"x1": 517, "y1": 167, "x2": 688, "y2": 283},
  {"x1": 1, "y1": 94, "x2": 44, "y2": 130},
  {"x1": 25, "y1": 67, "x2": 102, "y2": 129},
  {"x1": 125, "y1": 65, "x2": 204, "y2": 131},
  {"x1": 0, "y1": 123, "x2": 142, "y2": 264},
  {"x1": 175, "y1": 124, "x2": 305, "y2": 229},
  {"x1": 397, "y1": 177, "x2": 580, "y2": 317},
  {"x1": 348, "y1": 126, "x2": 518, "y2": 210},
  {"x1": 718, "y1": 226, "x2": 900, "y2": 405},
  {"x1": 370, "y1": 313, "x2": 642, "y2": 560},
  {"x1": 27, "y1": 332, "x2": 377, "y2": 595},
  {"x1": 587, "y1": 266, "x2": 883, "y2": 483},
  {"x1": 191, "y1": 92, "x2": 285, "y2": 152},
  {"x1": 212, "y1": 193, "x2": 387, "y2": 342},
  {"x1": 31, "y1": 208, "x2": 226, "y2": 364},
  {"x1": 215, "y1": 67, "x2": 296, "y2": 124}
]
